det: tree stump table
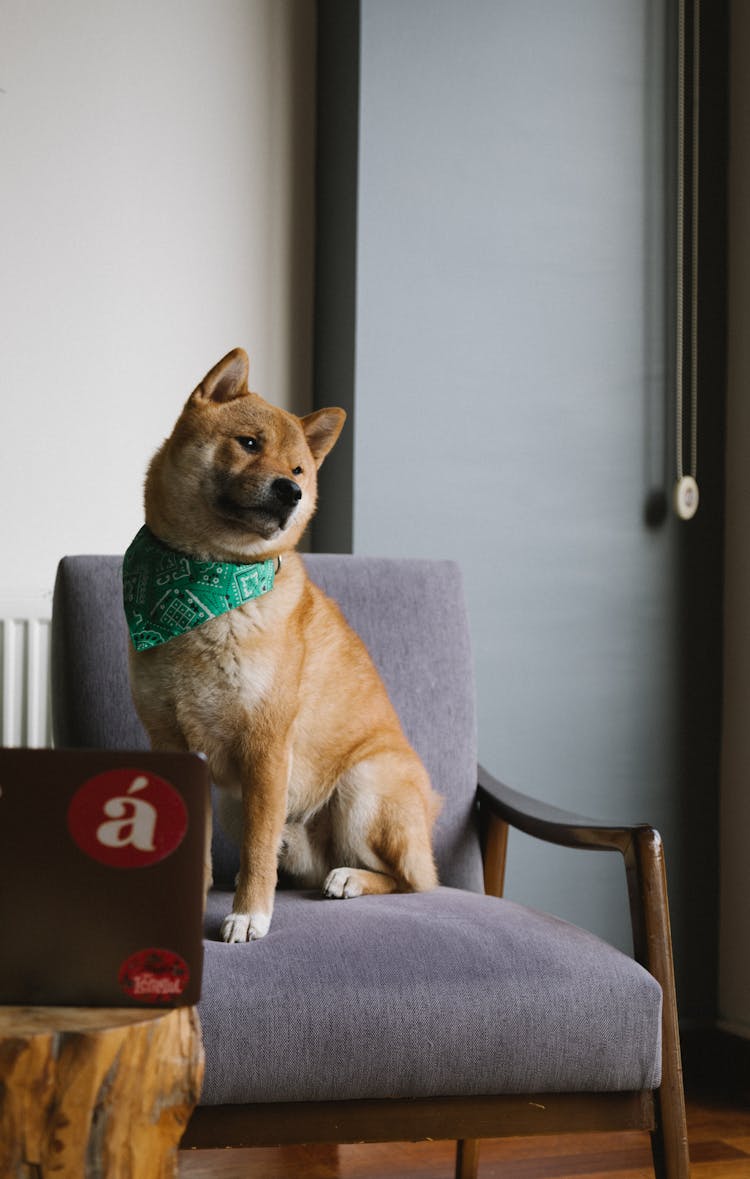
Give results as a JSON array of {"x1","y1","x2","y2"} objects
[{"x1": 0, "y1": 1005, "x2": 204, "y2": 1178}]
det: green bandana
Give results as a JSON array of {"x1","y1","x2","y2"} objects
[{"x1": 123, "y1": 525, "x2": 277, "y2": 651}]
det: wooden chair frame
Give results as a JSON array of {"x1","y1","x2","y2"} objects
[{"x1": 181, "y1": 766, "x2": 690, "y2": 1179}]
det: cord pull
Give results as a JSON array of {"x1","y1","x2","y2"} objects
[{"x1": 674, "y1": 475, "x2": 700, "y2": 520}]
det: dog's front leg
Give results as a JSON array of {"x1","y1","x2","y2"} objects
[{"x1": 220, "y1": 743, "x2": 290, "y2": 944}]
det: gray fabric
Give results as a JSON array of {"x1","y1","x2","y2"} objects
[
  {"x1": 52, "y1": 554, "x2": 483, "y2": 891},
  {"x1": 52, "y1": 556, "x2": 149, "y2": 751},
  {"x1": 199, "y1": 888, "x2": 662, "y2": 1104}
]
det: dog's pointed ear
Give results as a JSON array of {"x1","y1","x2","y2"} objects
[
  {"x1": 301, "y1": 408, "x2": 346, "y2": 468},
  {"x1": 191, "y1": 348, "x2": 249, "y2": 405}
]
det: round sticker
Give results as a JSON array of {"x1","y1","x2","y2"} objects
[
  {"x1": 67, "y1": 768, "x2": 188, "y2": 868},
  {"x1": 118, "y1": 948, "x2": 190, "y2": 1003}
]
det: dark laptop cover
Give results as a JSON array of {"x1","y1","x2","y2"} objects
[{"x1": 0, "y1": 747, "x2": 208, "y2": 1007}]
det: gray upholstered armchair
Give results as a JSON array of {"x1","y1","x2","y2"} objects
[{"x1": 51, "y1": 554, "x2": 689, "y2": 1178}]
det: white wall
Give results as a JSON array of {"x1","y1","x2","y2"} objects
[
  {"x1": 720, "y1": 0, "x2": 750, "y2": 1040},
  {"x1": 0, "y1": 0, "x2": 316, "y2": 607}
]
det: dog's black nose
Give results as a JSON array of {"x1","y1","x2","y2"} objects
[{"x1": 271, "y1": 478, "x2": 302, "y2": 507}]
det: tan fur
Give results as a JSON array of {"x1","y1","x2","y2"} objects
[{"x1": 128, "y1": 348, "x2": 441, "y2": 942}]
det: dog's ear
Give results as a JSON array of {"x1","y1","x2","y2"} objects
[
  {"x1": 192, "y1": 348, "x2": 249, "y2": 405},
  {"x1": 300, "y1": 408, "x2": 346, "y2": 468}
]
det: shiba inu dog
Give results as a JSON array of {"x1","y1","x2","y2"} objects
[{"x1": 124, "y1": 348, "x2": 441, "y2": 943}]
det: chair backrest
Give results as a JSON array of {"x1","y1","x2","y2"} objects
[{"x1": 51, "y1": 553, "x2": 483, "y2": 892}]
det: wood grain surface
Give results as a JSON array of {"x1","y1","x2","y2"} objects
[{"x1": 0, "y1": 1005, "x2": 204, "y2": 1178}]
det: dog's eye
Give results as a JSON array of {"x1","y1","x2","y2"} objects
[
  {"x1": 236, "y1": 437, "x2": 259, "y2": 453},
  {"x1": 292, "y1": 466, "x2": 303, "y2": 476}
]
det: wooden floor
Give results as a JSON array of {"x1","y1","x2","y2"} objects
[{"x1": 179, "y1": 1096, "x2": 750, "y2": 1178}]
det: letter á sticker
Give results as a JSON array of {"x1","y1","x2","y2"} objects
[{"x1": 67, "y1": 768, "x2": 188, "y2": 867}]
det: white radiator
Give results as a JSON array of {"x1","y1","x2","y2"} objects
[{"x1": 0, "y1": 600, "x2": 53, "y2": 748}]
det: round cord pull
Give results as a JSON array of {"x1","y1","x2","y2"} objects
[{"x1": 674, "y1": 475, "x2": 699, "y2": 520}]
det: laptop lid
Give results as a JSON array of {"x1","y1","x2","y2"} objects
[{"x1": 0, "y1": 747, "x2": 208, "y2": 1007}]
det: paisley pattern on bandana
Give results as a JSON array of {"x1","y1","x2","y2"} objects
[{"x1": 123, "y1": 525, "x2": 276, "y2": 651}]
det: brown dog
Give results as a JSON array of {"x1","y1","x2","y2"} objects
[{"x1": 125, "y1": 348, "x2": 440, "y2": 942}]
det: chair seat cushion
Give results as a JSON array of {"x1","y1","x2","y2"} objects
[{"x1": 198, "y1": 887, "x2": 662, "y2": 1105}]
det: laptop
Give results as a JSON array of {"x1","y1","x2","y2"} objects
[{"x1": 0, "y1": 747, "x2": 208, "y2": 1007}]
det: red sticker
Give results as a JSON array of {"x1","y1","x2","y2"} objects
[
  {"x1": 67, "y1": 768, "x2": 188, "y2": 868},
  {"x1": 118, "y1": 948, "x2": 190, "y2": 1003}
]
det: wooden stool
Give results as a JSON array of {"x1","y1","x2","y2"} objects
[{"x1": 0, "y1": 1005, "x2": 203, "y2": 1178}]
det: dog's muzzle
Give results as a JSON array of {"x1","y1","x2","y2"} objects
[{"x1": 217, "y1": 477, "x2": 302, "y2": 535}]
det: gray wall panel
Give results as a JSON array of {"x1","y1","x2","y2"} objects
[{"x1": 314, "y1": 0, "x2": 723, "y2": 1022}]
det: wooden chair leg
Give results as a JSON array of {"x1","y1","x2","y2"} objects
[
  {"x1": 651, "y1": 1122, "x2": 667, "y2": 1179},
  {"x1": 625, "y1": 831, "x2": 690, "y2": 1179},
  {"x1": 455, "y1": 1137, "x2": 480, "y2": 1179}
]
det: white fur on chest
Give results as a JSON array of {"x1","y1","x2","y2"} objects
[
  {"x1": 190, "y1": 602, "x2": 276, "y2": 714},
  {"x1": 165, "y1": 604, "x2": 279, "y2": 795}
]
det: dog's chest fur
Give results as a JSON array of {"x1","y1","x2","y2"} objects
[
  {"x1": 183, "y1": 608, "x2": 282, "y2": 726},
  {"x1": 130, "y1": 564, "x2": 308, "y2": 789},
  {"x1": 193, "y1": 605, "x2": 276, "y2": 710}
]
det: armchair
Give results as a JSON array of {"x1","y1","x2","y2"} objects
[{"x1": 51, "y1": 553, "x2": 689, "y2": 1178}]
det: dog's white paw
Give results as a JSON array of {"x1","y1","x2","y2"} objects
[
  {"x1": 220, "y1": 911, "x2": 271, "y2": 943},
  {"x1": 323, "y1": 867, "x2": 365, "y2": 899}
]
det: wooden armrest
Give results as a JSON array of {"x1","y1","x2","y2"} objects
[
  {"x1": 476, "y1": 764, "x2": 687, "y2": 1169},
  {"x1": 477, "y1": 763, "x2": 656, "y2": 855}
]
